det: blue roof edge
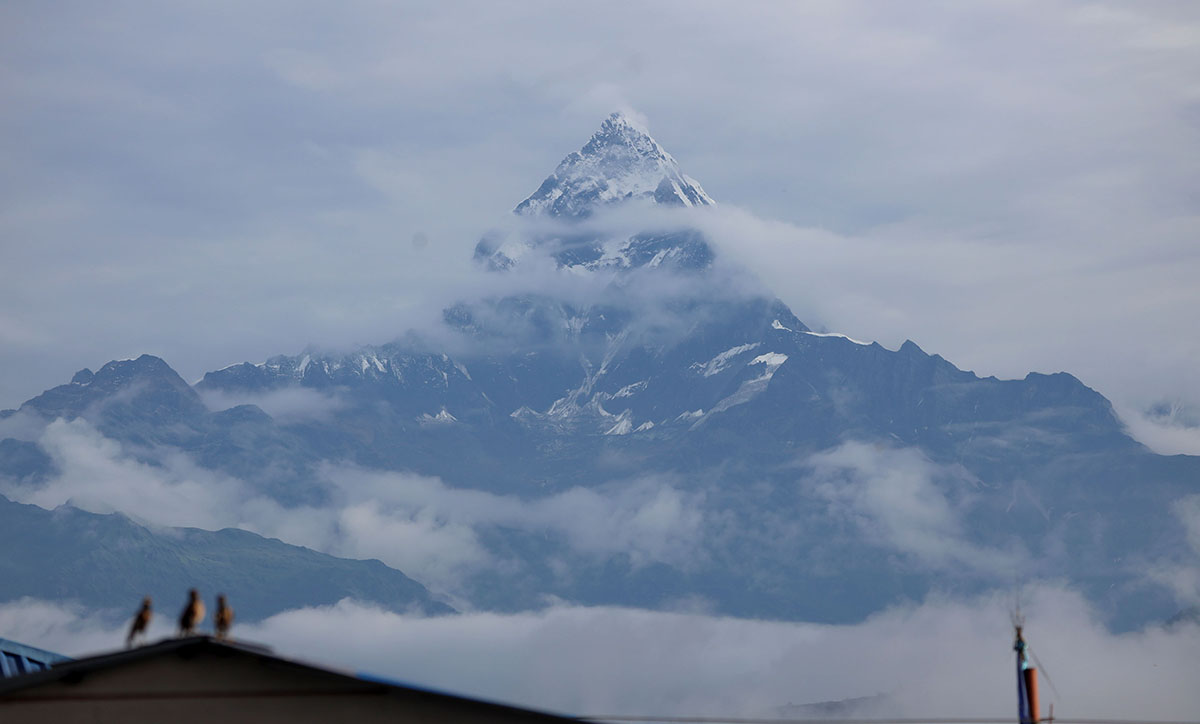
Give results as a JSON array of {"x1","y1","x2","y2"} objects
[{"x1": 0, "y1": 637, "x2": 72, "y2": 665}]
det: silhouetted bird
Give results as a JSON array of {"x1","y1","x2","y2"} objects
[
  {"x1": 126, "y1": 596, "x2": 152, "y2": 648},
  {"x1": 177, "y1": 588, "x2": 205, "y2": 636},
  {"x1": 214, "y1": 594, "x2": 234, "y2": 640}
]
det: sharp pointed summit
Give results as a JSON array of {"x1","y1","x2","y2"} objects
[
  {"x1": 475, "y1": 112, "x2": 720, "y2": 272},
  {"x1": 515, "y1": 112, "x2": 715, "y2": 219}
]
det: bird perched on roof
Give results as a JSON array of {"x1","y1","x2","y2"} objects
[
  {"x1": 214, "y1": 594, "x2": 234, "y2": 640},
  {"x1": 126, "y1": 596, "x2": 152, "y2": 648},
  {"x1": 177, "y1": 589, "x2": 205, "y2": 636}
]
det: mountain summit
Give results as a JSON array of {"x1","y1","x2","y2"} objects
[
  {"x1": 514, "y1": 112, "x2": 715, "y2": 218},
  {"x1": 477, "y1": 113, "x2": 719, "y2": 272}
]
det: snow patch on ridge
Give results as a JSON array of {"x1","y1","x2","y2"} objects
[
  {"x1": 692, "y1": 353, "x2": 790, "y2": 428},
  {"x1": 751, "y1": 352, "x2": 789, "y2": 367},
  {"x1": 693, "y1": 343, "x2": 760, "y2": 377},
  {"x1": 802, "y1": 331, "x2": 871, "y2": 346},
  {"x1": 614, "y1": 381, "x2": 647, "y2": 398}
]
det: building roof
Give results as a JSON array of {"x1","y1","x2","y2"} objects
[
  {"x1": 0, "y1": 637, "x2": 71, "y2": 678},
  {"x1": 0, "y1": 636, "x2": 585, "y2": 723}
]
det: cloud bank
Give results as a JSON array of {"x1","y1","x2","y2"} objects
[
  {"x1": 5, "y1": 417, "x2": 1196, "y2": 615},
  {"x1": 0, "y1": 418, "x2": 706, "y2": 597},
  {"x1": 1116, "y1": 402, "x2": 1200, "y2": 457},
  {"x1": 197, "y1": 386, "x2": 348, "y2": 422},
  {"x1": 805, "y1": 442, "x2": 1019, "y2": 573},
  {"x1": 3, "y1": 584, "x2": 1198, "y2": 719}
]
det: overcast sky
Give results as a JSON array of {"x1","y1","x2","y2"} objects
[{"x1": 2, "y1": 1, "x2": 1199, "y2": 447}]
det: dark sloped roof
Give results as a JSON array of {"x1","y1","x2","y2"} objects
[{"x1": 0, "y1": 636, "x2": 583, "y2": 723}]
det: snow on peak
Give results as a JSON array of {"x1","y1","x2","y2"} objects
[
  {"x1": 419, "y1": 408, "x2": 458, "y2": 425},
  {"x1": 515, "y1": 112, "x2": 716, "y2": 218},
  {"x1": 605, "y1": 109, "x2": 651, "y2": 134}
]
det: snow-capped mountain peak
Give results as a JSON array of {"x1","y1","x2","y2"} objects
[{"x1": 514, "y1": 112, "x2": 715, "y2": 218}]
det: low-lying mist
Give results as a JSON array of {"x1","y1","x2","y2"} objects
[{"x1": 3, "y1": 583, "x2": 1197, "y2": 719}]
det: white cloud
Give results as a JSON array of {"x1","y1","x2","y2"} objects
[
  {"x1": 3, "y1": 584, "x2": 1199, "y2": 719},
  {"x1": 1128, "y1": 493, "x2": 1200, "y2": 610},
  {"x1": 0, "y1": 409, "x2": 49, "y2": 443},
  {"x1": 1116, "y1": 403, "x2": 1200, "y2": 456},
  {"x1": 805, "y1": 441, "x2": 1021, "y2": 573},
  {"x1": 6, "y1": 419, "x2": 254, "y2": 529},
  {"x1": 333, "y1": 465, "x2": 706, "y2": 571},
  {"x1": 198, "y1": 386, "x2": 348, "y2": 421},
  {"x1": 0, "y1": 419, "x2": 707, "y2": 596},
  {"x1": 1176, "y1": 495, "x2": 1200, "y2": 557}
]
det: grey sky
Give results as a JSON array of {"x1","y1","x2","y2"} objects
[{"x1": 2, "y1": 1, "x2": 1198, "y2": 449}]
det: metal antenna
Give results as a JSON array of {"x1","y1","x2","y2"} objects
[{"x1": 1011, "y1": 587, "x2": 1025, "y2": 630}]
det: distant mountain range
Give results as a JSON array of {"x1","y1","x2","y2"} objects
[
  {"x1": 0, "y1": 495, "x2": 451, "y2": 622},
  {"x1": 2, "y1": 113, "x2": 1196, "y2": 628}
]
